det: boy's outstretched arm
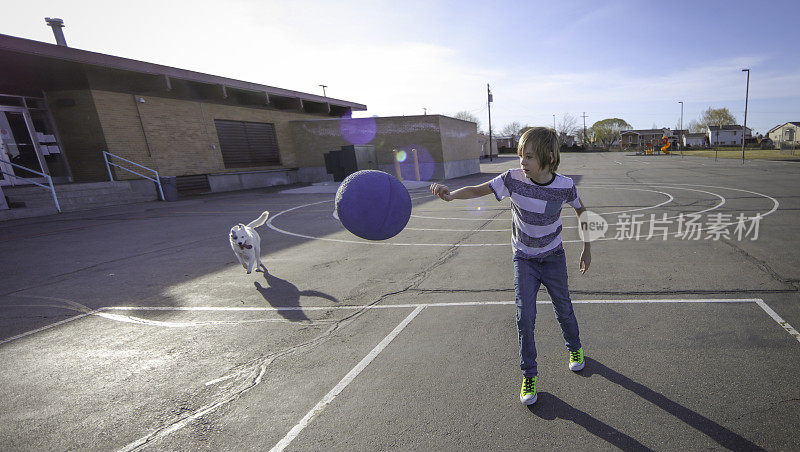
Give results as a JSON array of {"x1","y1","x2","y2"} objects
[
  {"x1": 430, "y1": 182, "x2": 493, "y2": 201},
  {"x1": 573, "y1": 202, "x2": 592, "y2": 274}
]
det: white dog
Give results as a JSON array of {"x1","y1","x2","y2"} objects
[{"x1": 229, "y1": 211, "x2": 269, "y2": 274}]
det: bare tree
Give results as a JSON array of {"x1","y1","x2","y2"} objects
[
  {"x1": 500, "y1": 121, "x2": 523, "y2": 137},
  {"x1": 557, "y1": 113, "x2": 578, "y2": 136},
  {"x1": 575, "y1": 127, "x2": 593, "y2": 147},
  {"x1": 453, "y1": 111, "x2": 482, "y2": 132},
  {"x1": 687, "y1": 119, "x2": 704, "y2": 133}
]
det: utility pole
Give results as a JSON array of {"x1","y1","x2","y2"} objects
[
  {"x1": 319, "y1": 84, "x2": 327, "y2": 97},
  {"x1": 487, "y1": 83, "x2": 493, "y2": 162},
  {"x1": 553, "y1": 114, "x2": 556, "y2": 131},
  {"x1": 679, "y1": 101, "x2": 684, "y2": 158},
  {"x1": 581, "y1": 112, "x2": 588, "y2": 148},
  {"x1": 741, "y1": 69, "x2": 750, "y2": 164}
]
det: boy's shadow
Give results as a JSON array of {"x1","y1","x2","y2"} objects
[
  {"x1": 529, "y1": 357, "x2": 764, "y2": 452},
  {"x1": 528, "y1": 392, "x2": 653, "y2": 451},
  {"x1": 254, "y1": 271, "x2": 340, "y2": 322}
]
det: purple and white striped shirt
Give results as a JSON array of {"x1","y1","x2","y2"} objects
[{"x1": 489, "y1": 169, "x2": 581, "y2": 258}]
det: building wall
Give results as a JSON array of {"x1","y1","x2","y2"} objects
[
  {"x1": 683, "y1": 135, "x2": 707, "y2": 147},
  {"x1": 708, "y1": 128, "x2": 750, "y2": 146},
  {"x1": 45, "y1": 89, "x2": 108, "y2": 182},
  {"x1": 290, "y1": 115, "x2": 445, "y2": 167},
  {"x1": 290, "y1": 115, "x2": 481, "y2": 181},
  {"x1": 90, "y1": 90, "x2": 325, "y2": 179},
  {"x1": 439, "y1": 116, "x2": 480, "y2": 162},
  {"x1": 768, "y1": 123, "x2": 798, "y2": 147}
]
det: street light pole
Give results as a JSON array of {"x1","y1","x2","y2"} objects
[
  {"x1": 553, "y1": 114, "x2": 556, "y2": 131},
  {"x1": 741, "y1": 69, "x2": 750, "y2": 164},
  {"x1": 487, "y1": 84, "x2": 493, "y2": 162},
  {"x1": 678, "y1": 101, "x2": 684, "y2": 158},
  {"x1": 319, "y1": 84, "x2": 327, "y2": 97}
]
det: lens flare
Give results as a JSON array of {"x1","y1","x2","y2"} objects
[
  {"x1": 340, "y1": 117, "x2": 377, "y2": 145},
  {"x1": 394, "y1": 145, "x2": 434, "y2": 181}
]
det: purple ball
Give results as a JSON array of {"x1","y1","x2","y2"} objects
[{"x1": 335, "y1": 170, "x2": 412, "y2": 240}]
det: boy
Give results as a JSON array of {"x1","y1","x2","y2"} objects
[{"x1": 430, "y1": 127, "x2": 590, "y2": 405}]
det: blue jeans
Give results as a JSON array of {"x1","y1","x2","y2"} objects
[{"x1": 514, "y1": 248, "x2": 582, "y2": 377}]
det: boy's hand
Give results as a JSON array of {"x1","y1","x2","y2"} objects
[
  {"x1": 579, "y1": 247, "x2": 591, "y2": 274},
  {"x1": 430, "y1": 183, "x2": 453, "y2": 201}
]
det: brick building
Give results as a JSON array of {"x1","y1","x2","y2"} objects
[
  {"x1": 0, "y1": 32, "x2": 368, "y2": 194},
  {"x1": 1, "y1": 31, "x2": 485, "y2": 217}
]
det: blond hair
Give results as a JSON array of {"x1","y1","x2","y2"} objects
[{"x1": 517, "y1": 127, "x2": 560, "y2": 172}]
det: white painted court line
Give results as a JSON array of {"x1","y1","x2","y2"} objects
[
  {"x1": 266, "y1": 183, "x2": 780, "y2": 245},
  {"x1": 0, "y1": 310, "x2": 99, "y2": 346},
  {"x1": 1, "y1": 299, "x2": 785, "y2": 348},
  {"x1": 103, "y1": 298, "x2": 760, "y2": 313},
  {"x1": 265, "y1": 297, "x2": 797, "y2": 451},
  {"x1": 269, "y1": 305, "x2": 425, "y2": 452},
  {"x1": 755, "y1": 299, "x2": 800, "y2": 344},
  {"x1": 5, "y1": 297, "x2": 795, "y2": 450}
]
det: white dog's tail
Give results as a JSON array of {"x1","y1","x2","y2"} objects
[{"x1": 247, "y1": 210, "x2": 270, "y2": 229}]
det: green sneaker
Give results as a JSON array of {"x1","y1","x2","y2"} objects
[
  {"x1": 520, "y1": 376, "x2": 538, "y2": 405},
  {"x1": 569, "y1": 347, "x2": 585, "y2": 371}
]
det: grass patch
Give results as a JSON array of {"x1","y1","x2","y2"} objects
[{"x1": 677, "y1": 148, "x2": 800, "y2": 161}]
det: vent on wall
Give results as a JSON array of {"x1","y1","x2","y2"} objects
[{"x1": 176, "y1": 174, "x2": 211, "y2": 194}]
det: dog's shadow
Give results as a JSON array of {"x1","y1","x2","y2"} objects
[{"x1": 254, "y1": 271, "x2": 340, "y2": 322}]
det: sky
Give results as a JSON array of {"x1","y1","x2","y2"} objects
[{"x1": 3, "y1": 0, "x2": 799, "y2": 135}]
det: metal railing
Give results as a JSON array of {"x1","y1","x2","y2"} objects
[
  {"x1": 102, "y1": 151, "x2": 164, "y2": 201},
  {"x1": 0, "y1": 158, "x2": 61, "y2": 212}
]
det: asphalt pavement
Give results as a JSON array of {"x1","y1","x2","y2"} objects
[{"x1": 1, "y1": 152, "x2": 798, "y2": 451}]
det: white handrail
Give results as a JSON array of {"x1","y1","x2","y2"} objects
[
  {"x1": 0, "y1": 158, "x2": 61, "y2": 212},
  {"x1": 103, "y1": 151, "x2": 164, "y2": 201}
]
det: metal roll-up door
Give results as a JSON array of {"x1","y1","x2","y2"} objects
[{"x1": 215, "y1": 119, "x2": 281, "y2": 168}]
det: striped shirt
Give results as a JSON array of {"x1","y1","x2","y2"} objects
[{"x1": 489, "y1": 169, "x2": 581, "y2": 258}]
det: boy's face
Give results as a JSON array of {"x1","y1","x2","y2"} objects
[{"x1": 519, "y1": 145, "x2": 554, "y2": 179}]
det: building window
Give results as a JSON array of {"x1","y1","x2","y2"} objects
[{"x1": 214, "y1": 120, "x2": 281, "y2": 168}]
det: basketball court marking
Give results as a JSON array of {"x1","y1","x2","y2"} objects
[
  {"x1": 260, "y1": 297, "x2": 797, "y2": 452},
  {"x1": 5, "y1": 298, "x2": 796, "y2": 348},
  {"x1": 4, "y1": 297, "x2": 795, "y2": 452},
  {"x1": 265, "y1": 183, "x2": 778, "y2": 246},
  {"x1": 411, "y1": 186, "x2": 677, "y2": 219}
]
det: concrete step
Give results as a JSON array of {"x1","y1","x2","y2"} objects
[
  {"x1": 0, "y1": 205, "x2": 59, "y2": 221},
  {"x1": 1, "y1": 180, "x2": 160, "y2": 221},
  {"x1": 3, "y1": 181, "x2": 134, "y2": 195}
]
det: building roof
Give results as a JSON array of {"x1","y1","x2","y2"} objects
[
  {"x1": 685, "y1": 133, "x2": 707, "y2": 138},
  {"x1": 620, "y1": 129, "x2": 669, "y2": 135},
  {"x1": 707, "y1": 125, "x2": 751, "y2": 131},
  {"x1": 0, "y1": 33, "x2": 366, "y2": 112},
  {"x1": 767, "y1": 122, "x2": 800, "y2": 134}
]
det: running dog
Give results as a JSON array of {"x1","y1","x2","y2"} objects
[{"x1": 229, "y1": 211, "x2": 269, "y2": 274}]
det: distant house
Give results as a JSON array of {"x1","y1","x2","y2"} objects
[
  {"x1": 477, "y1": 133, "x2": 499, "y2": 158},
  {"x1": 766, "y1": 122, "x2": 800, "y2": 149},
  {"x1": 619, "y1": 128, "x2": 671, "y2": 152},
  {"x1": 707, "y1": 125, "x2": 752, "y2": 146},
  {"x1": 494, "y1": 135, "x2": 517, "y2": 153},
  {"x1": 683, "y1": 133, "x2": 709, "y2": 148},
  {"x1": 559, "y1": 132, "x2": 576, "y2": 147}
]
